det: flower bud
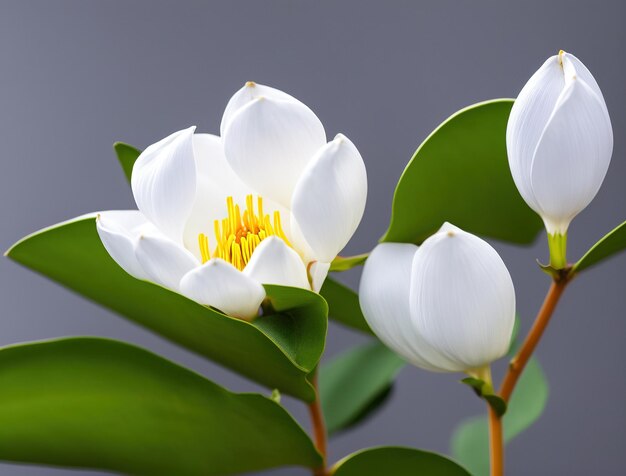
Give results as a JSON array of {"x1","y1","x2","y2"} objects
[
  {"x1": 359, "y1": 223, "x2": 515, "y2": 373},
  {"x1": 506, "y1": 50, "x2": 613, "y2": 239}
]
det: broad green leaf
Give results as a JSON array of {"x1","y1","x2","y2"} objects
[
  {"x1": 572, "y1": 220, "x2": 626, "y2": 273},
  {"x1": 381, "y1": 99, "x2": 542, "y2": 245},
  {"x1": 6, "y1": 217, "x2": 327, "y2": 401},
  {"x1": 319, "y1": 277, "x2": 372, "y2": 334},
  {"x1": 320, "y1": 341, "x2": 405, "y2": 435},
  {"x1": 451, "y1": 358, "x2": 549, "y2": 476},
  {"x1": 332, "y1": 447, "x2": 470, "y2": 476},
  {"x1": 0, "y1": 337, "x2": 321, "y2": 475},
  {"x1": 113, "y1": 142, "x2": 141, "y2": 183},
  {"x1": 329, "y1": 253, "x2": 369, "y2": 272}
]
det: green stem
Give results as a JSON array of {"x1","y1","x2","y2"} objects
[{"x1": 547, "y1": 232, "x2": 568, "y2": 269}]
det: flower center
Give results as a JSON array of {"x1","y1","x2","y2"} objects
[{"x1": 198, "y1": 195, "x2": 291, "y2": 271}]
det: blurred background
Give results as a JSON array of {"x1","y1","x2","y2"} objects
[{"x1": 1, "y1": 1, "x2": 624, "y2": 474}]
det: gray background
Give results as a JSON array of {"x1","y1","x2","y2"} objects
[{"x1": 1, "y1": 1, "x2": 624, "y2": 475}]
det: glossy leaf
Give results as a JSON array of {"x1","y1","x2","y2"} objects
[
  {"x1": 381, "y1": 99, "x2": 542, "y2": 245},
  {"x1": 332, "y1": 447, "x2": 470, "y2": 476},
  {"x1": 320, "y1": 341, "x2": 405, "y2": 435},
  {"x1": 0, "y1": 337, "x2": 321, "y2": 475},
  {"x1": 6, "y1": 217, "x2": 327, "y2": 401},
  {"x1": 319, "y1": 277, "x2": 372, "y2": 334},
  {"x1": 113, "y1": 141, "x2": 141, "y2": 183},
  {"x1": 451, "y1": 358, "x2": 549, "y2": 476},
  {"x1": 572, "y1": 220, "x2": 626, "y2": 273}
]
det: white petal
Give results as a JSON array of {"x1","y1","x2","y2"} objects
[
  {"x1": 507, "y1": 54, "x2": 564, "y2": 211},
  {"x1": 243, "y1": 236, "x2": 310, "y2": 289},
  {"x1": 530, "y1": 73, "x2": 613, "y2": 234},
  {"x1": 96, "y1": 210, "x2": 154, "y2": 281},
  {"x1": 134, "y1": 233, "x2": 199, "y2": 292},
  {"x1": 220, "y1": 82, "x2": 298, "y2": 137},
  {"x1": 223, "y1": 95, "x2": 326, "y2": 206},
  {"x1": 409, "y1": 224, "x2": 516, "y2": 370},
  {"x1": 359, "y1": 243, "x2": 460, "y2": 372},
  {"x1": 183, "y1": 133, "x2": 295, "y2": 261},
  {"x1": 291, "y1": 134, "x2": 367, "y2": 262},
  {"x1": 288, "y1": 214, "x2": 317, "y2": 263},
  {"x1": 131, "y1": 127, "x2": 197, "y2": 243},
  {"x1": 561, "y1": 52, "x2": 607, "y2": 108},
  {"x1": 309, "y1": 261, "x2": 330, "y2": 293},
  {"x1": 183, "y1": 133, "x2": 251, "y2": 260},
  {"x1": 180, "y1": 259, "x2": 266, "y2": 320}
]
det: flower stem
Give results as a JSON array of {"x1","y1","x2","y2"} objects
[
  {"x1": 488, "y1": 404, "x2": 504, "y2": 476},
  {"x1": 308, "y1": 370, "x2": 329, "y2": 476},
  {"x1": 547, "y1": 232, "x2": 568, "y2": 270},
  {"x1": 487, "y1": 271, "x2": 571, "y2": 476},
  {"x1": 500, "y1": 274, "x2": 570, "y2": 401}
]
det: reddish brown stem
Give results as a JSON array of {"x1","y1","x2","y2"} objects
[
  {"x1": 308, "y1": 371, "x2": 329, "y2": 476},
  {"x1": 488, "y1": 405, "x2": 504, "y2": 476},
  {"x1": 488, "y1": 272, "x2": 571, "y2": 476},
  {"x1": 500, "y1": 276, "x2": 569, "y2": 402}
]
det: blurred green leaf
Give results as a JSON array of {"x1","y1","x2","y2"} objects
[
  {"x1": 573, "y1": 220, "x2": 626, "y2": 273},
  {"x1": 113, "y1": 142, "x2": 141, "y2": 183},
  {"x1": 329, "y1": 253, "x2": 369, "y2": 272},
  {"x1": 0, "y1": 337, "x2": 321, "y2": 475},
  {"x1": 381, "y1": 99, "x2": 542, "y2": 245},
  {"x1": 6, "y1": 217, "x2": 327, "y2": 401},
  {"x1": 320, "y1": 341, "x2": 405, "y2": 435},
  {"x1": 332, "y1": 447, "x2": 470, "y2": 476},
  {"x1": 319, "y1": 277, "x2": 372, "y2": 334},
  {"x1": 507, "y1": 316, "x2": 521, "y2": 355},
  {"x1": 451, "y1": 358, "x2": 549, "y2": 476}
]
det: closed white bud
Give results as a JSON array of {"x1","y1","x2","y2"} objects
[
  {"x1": 506, "y1": 50, "x2": 613, "y2": 236},
  {"x1": 359, "y1": 223, "x2": 516, "y2": 373}
]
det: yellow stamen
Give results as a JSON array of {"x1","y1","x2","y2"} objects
[
  {"x1": 199, "y1": 194, "x2": 293, "y2": 271},
  {"x1": 198, "y1": 233, "x2": 211, "y2": 264}
]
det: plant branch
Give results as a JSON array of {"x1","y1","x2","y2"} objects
[
  {"x1": 488, "y1": 404, "x2": 504, "y2": 476},
  {"x1": 500, "y1": 273, "x2": 570, "y2": 402},
  {"x1": 488, "y1": 270, "x2": 571, "y2": 476},
  {"x1": 308, "y1": 370, "x2": 329, "y2": 476}
]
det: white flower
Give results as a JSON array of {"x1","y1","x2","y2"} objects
[
  {"x1": 359, "y1": 223, "x2": 515, "y2": 372},
  {"x1": 507, "y1": 50, "x2": 613, "y2": 236},
  {"x1": 96, "y1": 82, "x2": 367, "y2": 320}
]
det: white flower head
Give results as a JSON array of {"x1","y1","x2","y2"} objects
[
  {"x1": 97, "y1": 82, "x2": 367, "y2": 319},
  {"x1": 359, "y1": 223, "x2": 516, "y2": 373},
  {"x1": 507, "y1": 50, "x2": 613, "y2": 235}
]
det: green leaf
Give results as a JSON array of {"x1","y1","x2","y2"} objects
[
  {"x1": 113, "y1": 142, "x2": 141, "y2": 183},
  {"x1": 451, "y1": 358, "x2": 549, "y2": 476},
  {"x1": 332, "y1": 447, "x2": 470, "y2": 476},
  {"x1": 0, "y1": 337, "x2": 321, "y2": 475},
  {"x1": 320, "y1": 341, "x2": 405, "y2": 435},
  {"x1": 329, "y1": 253, "x2": 369, "y2": 272},
  {"x1": 381, "y1": 99, "x2": 542, "y2": 245},
  {"x1": 507, "y1": 315, "x2": 521, "y2": 355},
  {"x1": 573, "y1": 220, "x2": 626, "y2": 274},
  {"x1": 319, "y1": 277, "x2": 372, "y2": 334},
  {"x1": 6, "y1": 217, "x2": 327, "y2": 402},
  {"x1": 460, "y1": 378, "x2": 507, "y2": 417}
]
